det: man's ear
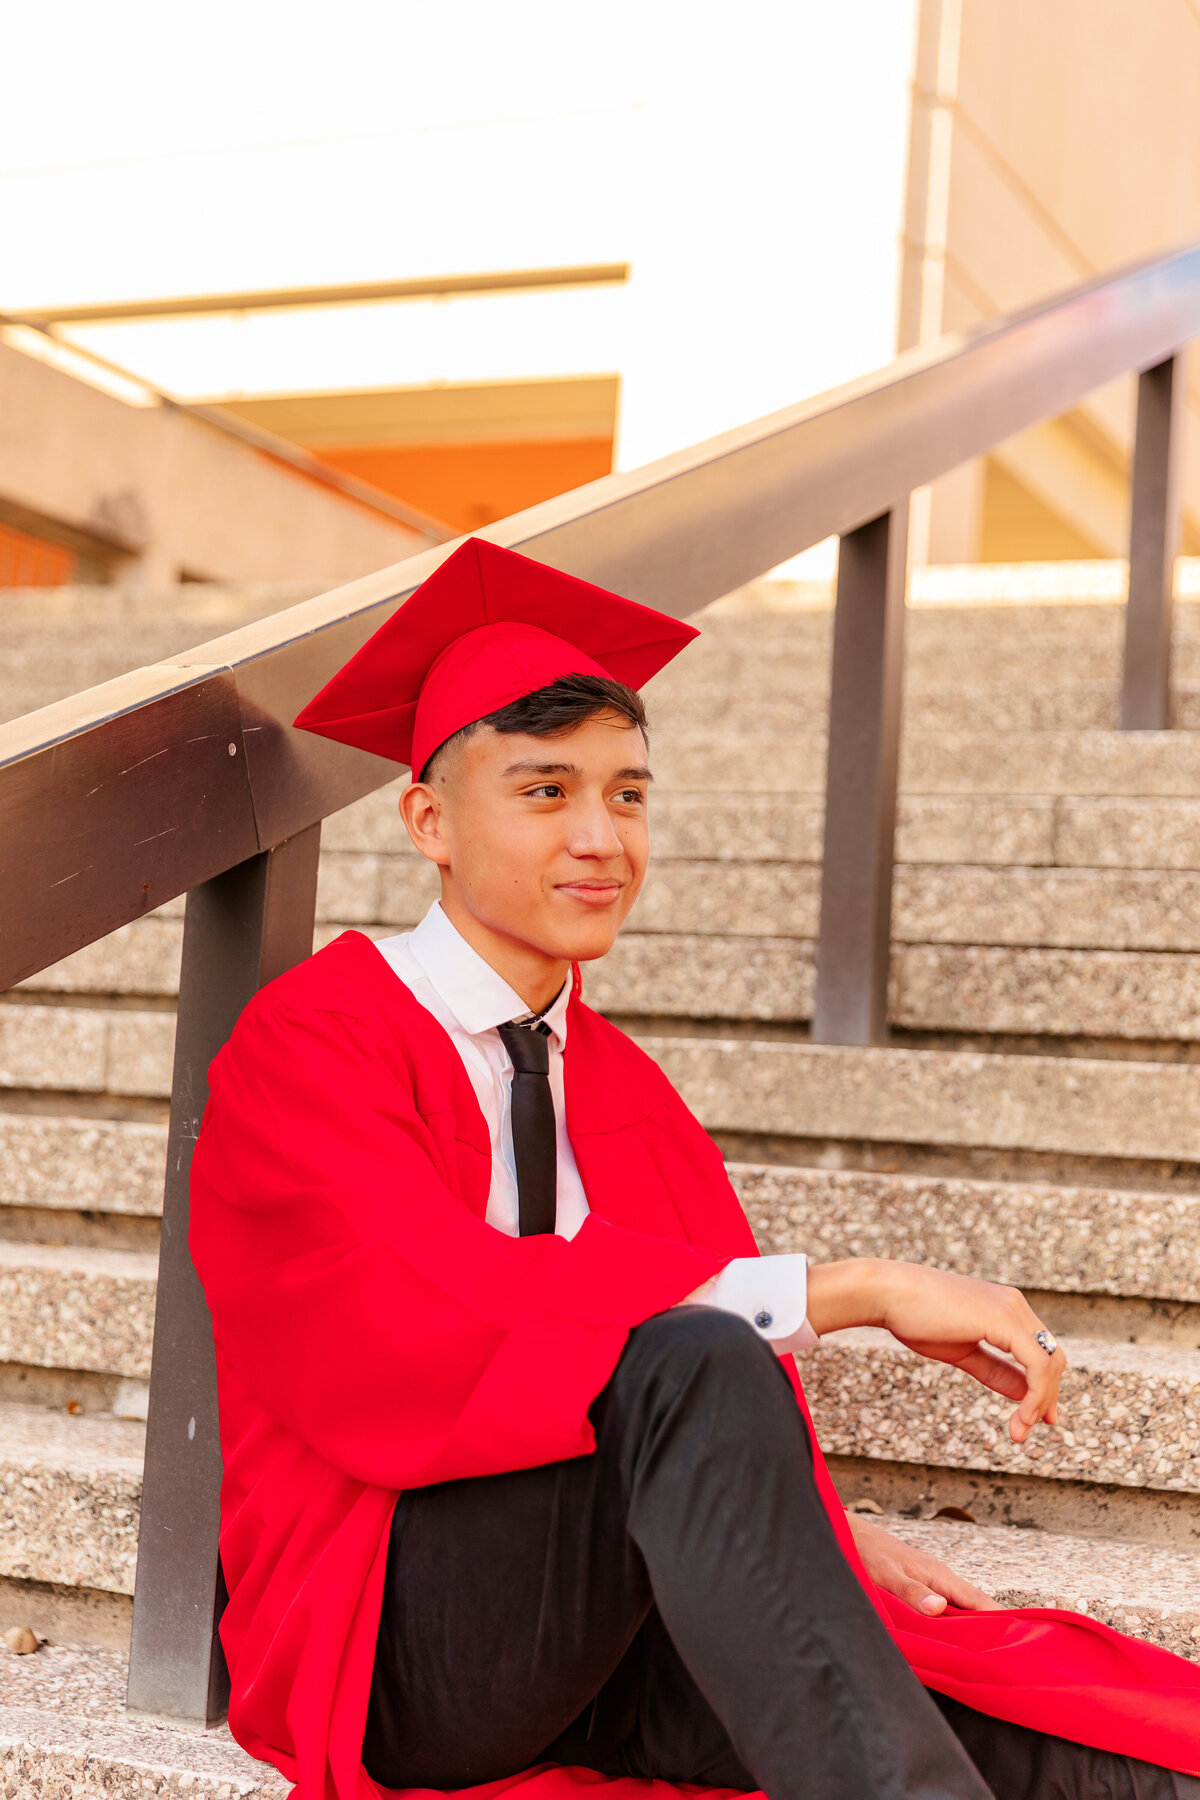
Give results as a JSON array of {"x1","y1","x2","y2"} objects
[{"x1": 399, "y1": 781, "x2": 452, "y2": 867}]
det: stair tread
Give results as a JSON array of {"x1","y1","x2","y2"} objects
[
  {"x1": 1, "y1": 1525, "x2": 1198, "y2": 1800},
  {"x1": 0, "y1": 1646, "x2": 285, "y2": 1795},
  {"x1": 879, "y1": 1515, "x2": 1200, "y2": 1652}
]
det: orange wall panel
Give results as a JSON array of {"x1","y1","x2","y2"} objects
[
  {"x1": 317, "y1": 436, "x2": 614, "y2": 533},
  {"x1": 0, "y1": 521, "x2": 76, "y2": 587}
]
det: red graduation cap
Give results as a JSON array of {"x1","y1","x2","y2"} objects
[{"x1": 294, "y1": 537, "x2": 699, "y2": 776}]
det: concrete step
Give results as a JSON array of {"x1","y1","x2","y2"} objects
[
  {"x1": 4, "y1": 1121, "x2": 1196, "y2": 1309},
  {"x1": 0, "y1": 583, "x2": 320, "y2": 730},
  {"x1": 10, "y1": 570, "x2": 1200, "y2": 725},
  {"x1": 652, "y1": 678, "x2": 1200, "y2": 735},
  {"x1": 807, "y1": 1332, "x2": 1200, "y2": 1498},
  {"x1": 660, "y1": 632, "x2": 1200, "y2": 693},
  {"x1": 0, "y1": 1006, "x2": 174, "y2": 1100},
  {"x1": 730, "y1": 1163, "x2": 1200, "y2": 1305},
  {"x1": 17, "y1": 934, "x2": 1200, "y2": 1042},
  {"x1": 877, "y1": 1515, "x2": 1200, "y2": 1662},
  {"x1": 0, "y1": 1347, "x2": 1196, "y2": 1640},
  {"x1": 1, "y1": 1539, "x2": 1197, "y2": 1800},
  {"x1": 21, "y1": 865, "x2": 1200, "y2": 1023},
  {"x1": 0, "y1": 1403, "x2": 142, "y2": 1596},
  {"x1": 640, "y1": 1036, "x2": 1200, "y2": 1164},
  {"x1": 0, "y1": 1115, "x2": 165, "y2": 1217},
  {"x1": 16, "y1": 997, "x2": 1200, "y2": 1137},
  {"x1": 0, "y1": 1242, "x2": 155, "y2": 1380},
  {"x1": 600, "y1": 933, "x2": 1200, "y2": 1040},
  {"x1": 0, "y1": 1644, "x2": 285, "y2": 1797},
  {"x1": 657, "y1": 730, "x2": 1200, "y2": 797},
  {"x1": 636, "y1": 862, "x2": 1200, "y2": 951},
  {"x1": 322, "y1": 782, "x2": 1200, "y2": 871},
  {"x1": 0, "y1": 1145, "x2": 1193, "y2": 1397}
]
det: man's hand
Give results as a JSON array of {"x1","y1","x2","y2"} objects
[
  {"x1": 807, "y1": 1259, "x2": 1067, "y2": 1444},
  {"x1": 845, "y1": 1513, "x2": 1002, "y2": 1617}
]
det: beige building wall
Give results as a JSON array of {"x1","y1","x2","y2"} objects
[
  {"x1": 903, "y1": 0, "x2": 1200, "y2": 563},
  {"x1": 0, "y1": 339, "x2": 435, "y2": 588}
]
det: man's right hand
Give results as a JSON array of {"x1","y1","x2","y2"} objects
[{"x1": 805, "y1": 1259, "x2": 1067, "y2": 1444}]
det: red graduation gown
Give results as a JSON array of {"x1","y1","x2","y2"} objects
[{"x1": 190, "y1": 931, "x2": 1200, "y2": 1800}]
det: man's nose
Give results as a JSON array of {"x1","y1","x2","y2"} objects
[{"x1": 567, "y1": 799, "x2": 624, "y2": 857}]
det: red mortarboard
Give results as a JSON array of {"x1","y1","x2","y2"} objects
[{"x1": 294, "y1": 537, "x2": 699, "y2": 776}]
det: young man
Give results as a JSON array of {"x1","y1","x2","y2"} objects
[{"x1": 191, "y1": 539, "x2": 1200, "y2": 1800}]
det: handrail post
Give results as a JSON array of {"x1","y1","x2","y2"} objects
[
  {"x1": 811, "y1": 506, "x2": 909, "y2": 1046},
  {"x1": 1122, "y1": 354, "x2": 1183, "y2": 730},
  {"x1": 126, "y1": 823, "x2": 322, "y2": 1726}
]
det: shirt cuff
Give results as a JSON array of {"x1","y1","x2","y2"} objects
[{"x1": 705, "y1": 1254, "x2": 820, "y2": 1352}]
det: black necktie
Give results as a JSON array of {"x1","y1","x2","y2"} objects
[{"x1": 496, "y1": 1021, "x2": 557, "y2": 1236}]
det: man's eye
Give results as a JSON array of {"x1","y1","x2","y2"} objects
[
  {"x1": 528, "y1": 784, "x2": 563, "y2": 798},
  {"x1": 614, "y1": 789, "x2": 645, "y2": 805}
]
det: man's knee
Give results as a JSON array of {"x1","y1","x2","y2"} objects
[
  {"x1": 599, "y1": 1304, "x2": 812, "y2": 1480},
  {"x1": 623, "y1": 1304, "x2": 785, "y2": 1396}
]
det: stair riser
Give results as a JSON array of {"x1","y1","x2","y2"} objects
[
  {"x1": 0, "y1": 1267, "x2": 154, "y2": 1380},
  {"x1": 0, "y1": 1117, "x2": 165, "y2": 1215},
  {"x1": 0, "y1": 1576, "x2": 130, "y2": 1652},
  {"x1": 0, "y1": 1467, "x2": 138, "y2": 1596},
  {"x1": 806, "y1": 1335, "x2": 1200, "y2": 1495},
  {"x1": 655, "y1": 640, "x2": 1200, "y2": 690},
  {"x1": 322, "y1": 788, "x2": 1200, "y2": 871},
  {"x1": 4, "y1": 1343, "x2": 1194, "y2": 1608},
  {"x1": 18, "y1": 943, "x2": 1200, "y2": 1047},
  {"x1": 731, "y1": 1164, "x2": 1200, "y2": 1304},
  {"x1": 30, "y1": 861, "x2": 1200, "y2": 962},
  {"x1": 13, "y1": 1010, "x2": 1200, "y2": 1157},
  {"x1": 655, "y1": 732, "x2": 1200, "y2": 798},
  {"x1": 651, "y1": 681, "x2": 1200, "y2": 735},
  {"x1": 642, "y1": 1038, "x2": 1200, "y2": 1164},
  {"x1": 829, "y1": 1456, "x2": 1200, "y2": 1550},
  {"x1": 2, "y1": 1157, "x2": 1198, "y2": 1396},
  {"x1": 632, "y1": 864, "x2": 1200, "y2": 951}
]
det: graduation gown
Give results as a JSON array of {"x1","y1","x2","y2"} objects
[{"x1": 189, "y1": 931, "x2": 1200, "y2": 1800}]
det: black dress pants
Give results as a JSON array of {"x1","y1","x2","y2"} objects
[{"x1": 363, "y1": 1308, "x2": 1199, "y2": 1800}]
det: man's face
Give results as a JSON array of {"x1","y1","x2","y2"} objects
[{"x1": 403, "y1": 710, "x2": 651, "y2": 971}]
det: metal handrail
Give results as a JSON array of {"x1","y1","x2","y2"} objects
[
  {"x1": 4, "y1": 236, "x2": 1198, "y2": 993},
  {"x1": 1, "y1": 234, "x2": 1197, "y2": 1728}
]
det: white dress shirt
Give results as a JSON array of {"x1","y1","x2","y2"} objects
[{"x1": 374, "y1": 901, "x2": 818, "y2": 1353}]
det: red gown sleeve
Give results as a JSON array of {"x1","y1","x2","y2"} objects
[{"x1": 190, "y1": 992, "x2": 726, "y2": 1491}]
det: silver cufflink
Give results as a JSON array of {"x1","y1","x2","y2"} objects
[{"x1": 754, "y1": 1310, "x2": 773, "y2": 1330}]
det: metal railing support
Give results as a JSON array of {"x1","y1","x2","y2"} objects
[
  {"x1": 811, "y1": 506, "x2": 909, "y2": 1046},
  {"x1": 1122, "y1": 354, "x2": 1184, "y2": 730},
  {"x1": 126, "y1": 824, "x2": 322, "y2": 1726}
]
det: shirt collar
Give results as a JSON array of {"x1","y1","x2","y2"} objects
[{"x1": 407, "y1": 901, "x2": 570, "y2": 1048}]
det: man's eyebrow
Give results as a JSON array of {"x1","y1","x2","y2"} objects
[
  {"x1": 498, "y1": 759, "x2": 654, "y2": 781},
  {"x1": 501, "y1": 759, "x2": 582, "y2": 778}
]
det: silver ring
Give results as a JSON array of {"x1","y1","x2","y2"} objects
[{"x1": 1035, "y1": 1329, "x2": 1058, "y2": 1356}]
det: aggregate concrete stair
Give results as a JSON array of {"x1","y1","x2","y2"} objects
[
  {"x1": 2, "y1": 1529, "x2": 1198, "y2": 1800},
  {"x1": 0, "y1": 1645, "x2": 285, "y2": 1797},
  {"x1": 7, "y1": 563, "x2": 1200, "y2": 1781},
  {"x1": 878, "y1": 1517, "x2": 1200, "y2": 1659},
  {"x1": 0, "y1": 581, "x2": 321, "y2": 728}
]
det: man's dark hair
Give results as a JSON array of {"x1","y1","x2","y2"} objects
[{"x1": 419, "y1": 673, "x2": 648, "y2": 783}]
